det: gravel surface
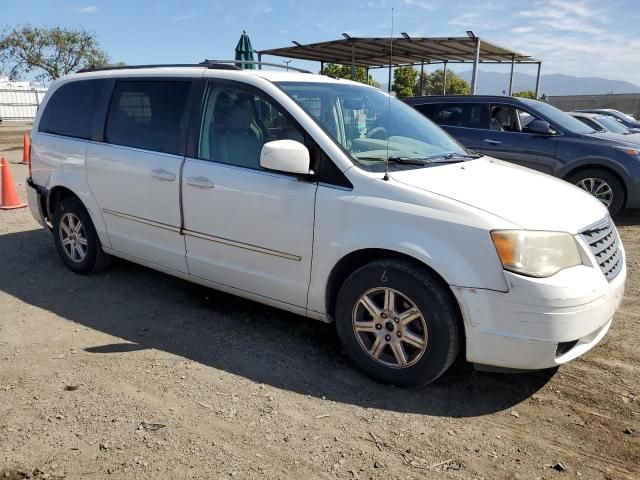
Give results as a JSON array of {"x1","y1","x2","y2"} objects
[{"x1": 1, "y1": 122, "x2": 639, "y2": 479}]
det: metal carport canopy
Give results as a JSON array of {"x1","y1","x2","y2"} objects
[{"x1": 257, "y1": 35, "x2": 542, "y2": 96}]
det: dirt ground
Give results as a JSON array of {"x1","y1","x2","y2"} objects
[{"x1": 0, "y1": 122, "x2": 638, "y2": 480}]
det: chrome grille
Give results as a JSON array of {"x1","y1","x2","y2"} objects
[{"x1": 581, "y1": 219, "x2": 623, "y2": 281}]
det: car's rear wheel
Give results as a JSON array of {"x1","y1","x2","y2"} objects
[
  {"x1": 335, "y1": 260, "x2": 461, "y2": 387},
  {"x1": 568, "y1": 169, "x2": 624, "y2": 216},
  {"x1": 52, "y1": 197, "x2": 111, "y2": 274}
]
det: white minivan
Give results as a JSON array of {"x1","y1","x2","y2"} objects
[{"x1": 27, "y1": 63, "x2": 626, "y2": 386}]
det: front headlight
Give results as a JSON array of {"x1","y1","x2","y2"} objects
[{"x1": 491, "y1": 230, "x2": 582, "y2": 278}]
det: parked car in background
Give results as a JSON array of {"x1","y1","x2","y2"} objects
[
  {"x1": 575, "y1": 109, "x2": 640, "y2": 133},
  {"x1": 26, "y1": 65, "x2": 625, "y2": 386},
  {"x1": 569, "y1": 111, "x2": 639, "y2": 139},
  {"x1": 406, "y1": 95, "x2": 640, "y2": 215}
]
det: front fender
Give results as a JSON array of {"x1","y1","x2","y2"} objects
[{"x1": 306, "y1": 186, "x2": 511, "y2": 316}]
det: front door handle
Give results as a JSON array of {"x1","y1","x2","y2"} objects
[
  {"x1": 151, "y1": 169, "x2": 176, "y2": 181},
  {"x1": 186, "y1": 176, "x2": 215, "y2": 189},
  {"x1": 484, "y1": 139, "x2": 502, "y2": 145}
]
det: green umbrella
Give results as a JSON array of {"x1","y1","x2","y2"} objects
[{"x1": 235, "y1": 30, "x2": 256, "y2": 69}]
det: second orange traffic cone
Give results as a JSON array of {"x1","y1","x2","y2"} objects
[
  {"x1": 1, "y1": 157, "x2": 28, "y2": 210},
  {"x1": 20, "y1": 134, "x2": 31, "y2": 165}
]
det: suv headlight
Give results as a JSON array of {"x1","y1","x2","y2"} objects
[{"x1": 491, "y1": 230, "x2": 582, "y2": 278}]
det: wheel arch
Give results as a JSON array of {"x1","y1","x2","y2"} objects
[{"x1": 325, "y1": 248, "x2": 463, "y2": 324}]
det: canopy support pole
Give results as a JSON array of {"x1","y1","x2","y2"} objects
[
  {"x1": 443, "y1": 60, "x2": 448, "y2": 95},
  {"x1": 351, "y1": 43, "x2": 356, "y2": 80},
  {"x1": 508, "y1": 55, "x2": 515, "y2": 95},
  {"x1": 419, "y1": 60, "x2": 424, "y2": 96},
  {"x1": 535, "y1": 62, "x2": 542, "y2": 98},
  {"x1": 320, "y1": 61, "x2": 324, "y2": 75},
  {"x1": 258, "y1": 52, "x2": 262, "y2": 70},
  {"x1": 388, "y1": 64, "x2": 392, "y2": 93},
  {"x1": 470, "y1": 38, "x2": 480, "y2": 95}
]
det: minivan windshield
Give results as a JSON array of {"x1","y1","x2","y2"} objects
[
  {"x1": 276, "y1": 81, "x2": 469, "y2": 170},
  {"x1": 519, "y1": 98, "x2": 596, "y2": 135}
]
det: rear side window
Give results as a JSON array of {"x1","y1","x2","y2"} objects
[
  {"x1": 38, "y1": 79, "x2": 105, "y2": 139},
  {"x1": 417, "y1": 103, "x2": 489, "y2": 129},
  {"x1": 105, "y1": 81, "x2": 191, "y2": 155}
]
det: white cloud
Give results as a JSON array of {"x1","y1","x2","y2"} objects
[
  {"x1": 401, "y1": 0, "x2": 436, "y2": 10},
  {"x1": 172, "y1": 13, "x2": 194, "y2": 22},
  {"x1": 74, "y1": 6, "x2": 98, "y2": 14}
]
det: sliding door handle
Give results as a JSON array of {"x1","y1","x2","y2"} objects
[
  {"x1": 186, "y1": 176, "x2": 215, "y2": 189},
  {"x1": 484, "y1": 139, "x2": 502, "y2": 145},
  {"x1": 151, "y1": 169, "x2": 176, "y2": 181}
]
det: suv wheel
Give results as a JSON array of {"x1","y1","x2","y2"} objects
[
  {"x1": 52, "y1": 197, "x2": 111, "y2": 274},
  {"x1": 335, "y1": 260, "x2": 461, "y2": 387},
  {"x1": 568, "y1": 169, "x2": 624, "y2": 216}
]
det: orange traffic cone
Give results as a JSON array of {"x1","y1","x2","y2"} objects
[
  {"x1": 20, "y1": 134, "x2": 31, "y2": 165},
  {"x1": 1, "y1": 157, "x2": 28, "y2": 209}
]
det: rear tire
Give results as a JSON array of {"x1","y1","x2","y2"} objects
[
  {"x1": 335, "y1": 260, "x2": 461, "y2": 387},
  {"x1": 52, "y1": 197, "x2": 112, "y2": 274},
  {"x1": 568, "y1": 168, "x2": 624, "y2": 216}
]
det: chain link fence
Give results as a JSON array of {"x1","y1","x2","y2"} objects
[{"x1": 0, "y1": 87, "x2": 48, "y2": 122}]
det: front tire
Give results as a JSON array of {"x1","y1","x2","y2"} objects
[
  {"x1": 52, "y1": 197, "x2": 111, "y2": 274},
  {"x1": 335, "y1": 260, "x2": 461, "y2": 387},
  {"x1": 568, "y1": 169, "x2": 624, "y2": 216}
]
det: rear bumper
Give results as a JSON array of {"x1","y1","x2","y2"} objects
[
  {"x1": 453, "y1": 252, "x2": 626, "y2": 370},
  {"x1": 26, "y1": 177, "x2": 48, "y2": 229}
]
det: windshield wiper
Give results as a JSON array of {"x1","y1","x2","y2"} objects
[
  {"x1": 423, "y1": 152, "x2": 481, "y2": 162},
  {"x1": 356, "y1": 155, "x2": 431, "y2": 165}
]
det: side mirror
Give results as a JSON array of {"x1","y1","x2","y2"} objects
[
  {"x1": 527, "y1": 119, "x2": 555, "y2": 135},
  {"x1": 260, "y1": 140, "x2": 311, "y2": 175}
]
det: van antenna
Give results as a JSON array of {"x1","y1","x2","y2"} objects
[{"x1": 383, "y1": 7, "x2": 394, "y2": 181}]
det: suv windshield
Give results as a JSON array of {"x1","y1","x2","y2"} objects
[
  {"x1": 276, "y1": 81, "x2": 469, "y2": 170},
  {"x1": 520, "y1": 98, "x2": 596, "y2": 135}
]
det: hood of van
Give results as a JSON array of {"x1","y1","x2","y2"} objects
[{"x1": 390, "y1": 157, "x2": 608, "y2": 234}]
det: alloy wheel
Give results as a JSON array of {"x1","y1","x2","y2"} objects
[
  {"x1": 59, "y1": 212, "x2": 88, "y2": 263},
  {"x1": 352, "y1": 287, "x2": 428, "y2": 368},
  {"x1": 576, "y1": 177, "x2": 613, "y2": 207}
]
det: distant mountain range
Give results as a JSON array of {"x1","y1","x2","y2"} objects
[
  {"x1": 379, "y1": 71, "x2": 640, "y2": 96},
  {"x1": 458, "y1": 71, "x2": 640, "y2": 96}
]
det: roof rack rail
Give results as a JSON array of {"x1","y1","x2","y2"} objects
[
  {"x1": 77, "y1": 62, "x2": 240, "y2": 73},
  {"x1": 201, "y1": 59, "x2": 312, "y2": 73},
  {"x1": 77, "y1": 60, "x2": 312, "y2": 74}
]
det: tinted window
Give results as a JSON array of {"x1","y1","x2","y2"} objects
[
  {"x1": 39, "y1": 79, "x2": 105, "y2": 139},
  {"x1": 198, "y1": 84, "x2": 305, "y2": 170},
  {"x1": 575, "y1": 116, "x2": 604, "y2": 132},
  {"x1": 105, "y1": 81, "x2": 191, "y2": 155},
  {"x1": 416, "y1": 103, "x2": 489, "y2": 129}
]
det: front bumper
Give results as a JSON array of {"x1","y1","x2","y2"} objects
[{"x1": 453, "y1": 244, "x2": 626, "y2": 370}]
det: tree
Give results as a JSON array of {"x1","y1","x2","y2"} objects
[
  {"x1": 425, "y1": 69, "x2": 469, "y2": 95},
  {"x1": 513, "y1": 90, "x2": 537, "y2": 99},
  {"x1": 320, "y1": 63, "x2": 378, "y2": 86},
  {"x1": 392, "y1": 66, "x2": 417, "y2": 99},
  {"x1": 0, "y1": 25, "x2": 109, "y2": 80}
]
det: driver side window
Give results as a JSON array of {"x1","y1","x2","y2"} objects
[
  {"x1": 490, "y1": 105, "x2": 544, "y2": 134},
  {"x1": 198, "y1": 84, "x2": 305, "y2": 170}
]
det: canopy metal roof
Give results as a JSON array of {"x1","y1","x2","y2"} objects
[{"x1": 257, "y1": 36, "x2": 539, "y2": 68}]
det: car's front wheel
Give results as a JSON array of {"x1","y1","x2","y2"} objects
[
  {"x1": 568, "y1": 168, "x2": 624, "y2": 216},
  {"x1": 335, "y1": 260, "x2": 461, "y2": 387}
]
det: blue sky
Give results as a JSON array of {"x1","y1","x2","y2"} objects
[{"x1": 3, "y1": 0, "x2": 640, "y2": 86}]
